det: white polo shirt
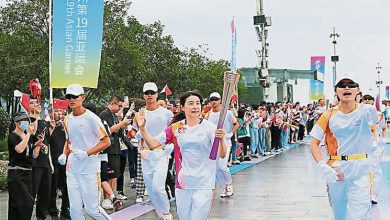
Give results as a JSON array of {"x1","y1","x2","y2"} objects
[
  {"x1": 156, "y1": 119, "x2": 217, "y2": 190},
  {"x1": 134, "y1": 106, "x2": 174, "y2": 174},
  {"x1": 63, "y1": 110, "x2": 108, "y2": 174},
  {"x1": 205, "y1": 110, "x2": 236, "y2": 146},
  {"x1": 310, "y1": 104, "x2": 378, "y2": 180}
]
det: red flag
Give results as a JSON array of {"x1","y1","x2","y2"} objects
[
  {"x1": 53, "y1": 99, "x2": 69, "y2": 110},
  {"x1": 231, "y1": 88, "x2": 239, "y2": 102},
  {"x1": 230, "y1": 17, "x2": 235, "y2": 33},
  {"x1": 376, "y1": 94, "x2": 381, "y2": 111},
  {"x1": 29, "y1": 78, "x2": 42, "y2": 103},
  {"x1": 21, "y1": 93, "x2": 30, "y2": 112},
  {"x1": 160, "y1": 84, "x2": 172, "y2": 96}
]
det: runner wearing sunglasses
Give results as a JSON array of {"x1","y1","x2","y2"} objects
[
  {"x1": 310, "y1": 74, "x2": 378, "y2": 220},
  {"x1": 58, "y1": 84, "x2": 112, "y2": 219}
]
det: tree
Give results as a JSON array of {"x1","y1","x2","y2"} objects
[{"x1": 0, "y1": 0, "x2": 231, "y2": 112}]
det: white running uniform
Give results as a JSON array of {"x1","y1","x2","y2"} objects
[
  {"x1": 155, "y1": 119, "x2": 217, "y2": 219},
  {"x1": 310, "y1": 104, "x2": 378, "y2": 220},
  {"x1": 134, "y1": 106, "x2": 173, "y2": 217},
  {"x1": 371, "y1": 112, "x2": 386, "y2": 201},
  {"x1": 63, "y1": 110, "x2": 111, "y2": 220},
  {"x1": 205, "y1": 110, "x2": 235, "y2": 187}
]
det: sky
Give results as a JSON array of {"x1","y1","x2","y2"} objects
[{"x1": 1, "y1": 0, "x2": 389, "y2": 102}]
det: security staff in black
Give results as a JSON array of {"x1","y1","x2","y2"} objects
[
  {"x1": 99, "y1": 96, "x2": 131, "y2": 196},
  {"x1": 29, "y1": 98, "x2": 53, "y2": 220},
  {"x1": 48, "y1": 108, "x2": 70, "y2": 220},
  {"x1": 7, "y1": 112, "x2": 40, "y2": 220}
]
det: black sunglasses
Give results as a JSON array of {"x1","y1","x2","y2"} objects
[
  {"x1": 336, "y1": 82, "x2": 359, "y2": 89},
  {"x1": 144, "y1": 91, "x2": 157, "y2": 95},
  {"x1": 209, "y1": 97, "x2": 220, "y2": 101},
  {"x1": 65, "y1": 94, "x2": 81, "y2": 100}
]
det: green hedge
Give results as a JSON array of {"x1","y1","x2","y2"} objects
[
  {"x1": 0, "y1": 108, "x2": 10, "y2": 140},
  {"x1": 0, "y1": 161, "x2": 7, "y2": 191},
  {"x1": 0, "y1": 139, "x2": 7, "y2": 153},
  {"x1": 0, "y1": 138, "x2": 8, "y2": 191}
]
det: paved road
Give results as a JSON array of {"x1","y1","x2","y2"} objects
[
  {"x1": 136, "y1": 141, "x2": 390, "y2": 220},
  {"x1": 0, "y1": 140, "x2": 389, "y2": 219}
]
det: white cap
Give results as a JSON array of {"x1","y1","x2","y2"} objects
[
  {"x1": 66, "y1": 84, "x2": 84, "y2": 96},
  {"x1": 209, "y1": 92, "x2": 221, "y2": 99},
  {"x1": 143, "y1": 82, "x2": 158, "y2": 93},
  {"x1": 335, "y1": 73, "x2": 358, "y2": 86}
]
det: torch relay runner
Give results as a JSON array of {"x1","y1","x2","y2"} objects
[
  {"x1": 137, "y1": 91, "x2": 227, "y2": 220},
  {"x1": 57, "y1": 84, "x2": 112, "y2": 220},
  {"x1": 361, "y1": 94, "x2": 387, "y2": 205},
  {"x1": 204, "y1": 92, "x2": 239, "y2": 198},
  {"x1": 310, "y1": 74, "x2": 378, "y2": 220}
]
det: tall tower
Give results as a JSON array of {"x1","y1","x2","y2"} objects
[{"x1": 254, "y1": 0, "x2": 272, "y2": 97}]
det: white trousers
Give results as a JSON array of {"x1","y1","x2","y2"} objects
[
  {"x1": 142, "y1": 158, "x2": 170, "y2": 217},
  {"x1": 371, "y1": 149, "x2": 383, "y2": 200},
  {"x1": 327, "y1": 175, "x2": 371, "y2": 220},
  {"x1": 216, "y1": 145, "x2": 232, "y2": 187},
  {"x1": 176, "y1": 188, "x2": 213, "y2": 220},
  {"x1": 67, "y1": 172, "x2": 111, "y2": 220}
]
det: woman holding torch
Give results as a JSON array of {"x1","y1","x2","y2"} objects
[{"x1": 137, "y1": 91, "x2": 227, "y2": 219}]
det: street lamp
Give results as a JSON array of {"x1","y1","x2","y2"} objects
[
  {"x1": 376, "y1": 62, "x2": 383, "y2": 99},
  {"x1": 330, "y1": 27, "x2": 340, "y2": 87}
]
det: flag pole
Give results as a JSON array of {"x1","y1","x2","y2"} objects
[{"x1": 49, "y1": 0, "x2": 54, "y2": 119}]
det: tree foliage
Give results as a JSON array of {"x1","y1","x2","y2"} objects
[{"x1": 0, "y1": 0, "x2": 232, "y2": 112}]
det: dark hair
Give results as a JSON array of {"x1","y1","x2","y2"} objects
[
  {"x1": 83, "y1": 102, "x2": 97, "y2": 114},
  {"x1": 237, "y1": 108, "x2": 246, "y2": 119},
  {"x1": 110, "y1": 96, "x2": 124, "y2": 104},
  {"x1": 169, "y1": 91, "x2": 203, "y2": 125}
]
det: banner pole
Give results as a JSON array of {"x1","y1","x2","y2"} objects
[{"x1": 49, "y1": 0, "x2": 54, "y2": 118}]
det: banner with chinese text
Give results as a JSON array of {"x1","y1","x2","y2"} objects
[
  {"x1": 310, "y1": 56, "x2": 325, "y2": 101},
  {"x1": 51, "y1": 0, "x2": 104, "y2": 88}
]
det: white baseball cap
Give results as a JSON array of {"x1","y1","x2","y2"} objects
[
  {"x1": 66, "y1": 84, "x2": 84, "y2": 96},
  {"x1": 335, "y1": 73, "x2": 359, "y2": 86},
  {"x1": 209, "y1": 92, "x2": 221, "y2": 99},
  {"x1": 143, "y1": 82, "x2": 158, "y2": 93}
]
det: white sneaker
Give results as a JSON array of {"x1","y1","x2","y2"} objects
[
  {"x1": 101, "y1": 199, "x2": 114, "y2": 209},
  {"x1": 135, "y1": 197, "x2": 143, "y2": 203},
  {"x1": 117, "y1": 193, "x2": 128, "y2": 200},
  {"x1": 162, "y1": 213, "x2": 173, "y2": 220},
  {"x1": 144, "y1": 189, "x2": 149, "y2": 196},
  {"x1": 220, "y1": 184, "x2": 234, "y2": 198}
]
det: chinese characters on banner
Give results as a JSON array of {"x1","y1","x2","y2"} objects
[
  {"x1": 310, "y1": 56, "x2": 325, "y2": 102},
  {"x1": 51, "y1": 0, "x2": 104, "y2": 88}
]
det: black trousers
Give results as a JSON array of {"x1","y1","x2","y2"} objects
[
  {"x1": 165, "y1": 152, "x2": 175, "y2": 199},
  {"x1": 306, "y1": 119, "x2": 314, "y2": 133},
  {"x1": 128, "y1": 147, "x2": 138, "y2": 178},
  {"x1": 8, "y1": 169, "x2": 34, "y2": 220},
  {"x1": 117, "y1": 149, "x2": 128, "y2": 193},
  {"x1": 48, "y1": 163, "x2": 69, "y2": 216},
  {"x1": 298, "y1": 124, "x2": 306, "y2": 140},
  {"x1": 32, "y1": 166, "x2": 52, "y2": 219},
  {"x1": 238, "y1": 136, "x2": 250, "y2": 156},
  {"x1": 270, "y1": 124, "x2": 281, "y2": 150}
]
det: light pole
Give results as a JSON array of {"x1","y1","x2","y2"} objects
[
  {"x1": 330, "y1": 27, "x2": 340, "y2": 87},
  {"x1": 376, "y1": 62, "x2": 383, "y2": 99},
  {"x1": 254, "y1": 0, "x2": 272, "y2": 97}
]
